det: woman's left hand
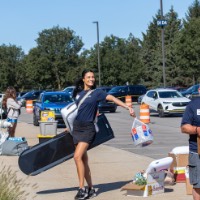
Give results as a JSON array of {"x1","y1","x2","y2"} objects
[{"x1": 127, "y1": 106, "x2": 136, "y2": 117}]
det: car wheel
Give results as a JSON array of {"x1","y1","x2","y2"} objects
[
  {"x1": 33, "y1": 113, "x2": 39, "y2": 126},
  {"x1": 158, "y1": 105, "x2": 164, "y2": 118}
]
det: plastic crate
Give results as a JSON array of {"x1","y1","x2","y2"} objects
[{"x1": 39, "y1": 121, "x2": 58, "y2": 135}]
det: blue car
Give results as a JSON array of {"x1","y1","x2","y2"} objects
[
  {"x1": 33, "y1": 91, "x2": 73, "y2": 126},
  {"x1": 181, "y1": 84, "x2": 200, "y2": 99}
]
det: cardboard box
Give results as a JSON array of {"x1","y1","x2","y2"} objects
[
  {"x1": 168, "y1": 153, "x2": 188, "y2": 182},
  {"x1": 121, "y1": 171, "x2": 165, "y2": 197}
]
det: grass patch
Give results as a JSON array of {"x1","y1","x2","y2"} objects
[{"x1": 0, "y1": 162, "x2": 37, "y2": 200}]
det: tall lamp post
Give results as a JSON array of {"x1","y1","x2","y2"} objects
[
  {"x1": 93, "y1": 21, "x2": 101, "y2": 86},
  {"x1": 160, "y1": 0, "x2": 166, "y2": 87}
]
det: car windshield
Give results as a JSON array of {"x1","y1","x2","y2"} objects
[
  {"x1": 21, "y1": 91, "x2": 34, "y2": 98},
  {"x1": 64, "y1": 88, "x2": 74, "y2": 93},
  {"x1": 158, "y1": 91, "x2": 183, "y2": 98},
  {"x1": 44, "y1": 94, "x2": 73, "y2": 103}
]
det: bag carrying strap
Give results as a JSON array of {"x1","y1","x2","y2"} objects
[{"x1": 77, "y1": 89, "x2": 94, "y2": 109}]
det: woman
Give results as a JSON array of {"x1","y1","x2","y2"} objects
[
  {"x1": 2, "y1": 86, "x2": 22, "y2": 137},
  {"x1": 72, "y1": 69, "x2": 135, "y2": 200}
]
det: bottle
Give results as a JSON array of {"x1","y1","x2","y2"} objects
[{"x1": 8, "y1": 137, "x2": 25, "y2": 142}]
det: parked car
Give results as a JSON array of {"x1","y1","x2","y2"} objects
[
  {"x1": 17, "y1": 90, "x2": 45, "y2": 107},
  {"x1": 63, "y1": 86, "x2": 75, "y2": 97},
  {"x1": 97, "y1": 86, "x2": 117, "y2": 113},
  {"x1": 108, "y1": 85, "x2": 147, "y2": 102},
  {"x1": 137, "y1": 94, "x2": 145, "y2": 104},
  {"x1": 175, "y1": 87, "x2": 188, "y2": 93},
  {"x1": 17, "y1": 91, "x2": 28, "y2": 98},
  {"x1": 33, "y1": 91, "x2": 73, "y2": 126},
  {"x1": 181, "y1": 84, "x2": 200, "y2": 99},
  {"x1": 141, "y1": 88, "x2": 191, "y2": 117},
  {"x1": 97, "y1": 86, "x2": 113, "y2": 93}
]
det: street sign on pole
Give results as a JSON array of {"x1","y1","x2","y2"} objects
[{"x1": 157, "y1": 20, "x2": 167, "y2": 27}]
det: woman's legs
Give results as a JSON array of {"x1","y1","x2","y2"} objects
[
  {"x1": 8, "y1": 122, "x2": 17, "y2": 137},
  {"x1": 82, "y1": 151, "x2": 93, "y2": 188},
  {"x1": 74, "y1": 142, "x2": 90, "y2": 188}
]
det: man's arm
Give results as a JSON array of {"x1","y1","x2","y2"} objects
[{"x1": 181, "y1": 124, "x2": 199, "y2": 135}]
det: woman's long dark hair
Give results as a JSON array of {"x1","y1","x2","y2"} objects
[
  {"x1": 72, "y1": 69, "x2": 96, "y2": 98},
  {"x1": 2, "y1": 86, "x2": 17, "y2": 108}
]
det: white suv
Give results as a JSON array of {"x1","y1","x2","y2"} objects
[{"x1": 141, "y1": 88, "x2": 191, "y2": 117}]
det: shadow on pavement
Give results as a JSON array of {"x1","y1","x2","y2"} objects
[{"x1": 36, "y1": 180, "x2": 129, "y2": 195}]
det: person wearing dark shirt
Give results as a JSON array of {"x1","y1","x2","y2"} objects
[
  {"x1": 72, "y1": 69, "x2": 135, "y2": 200},
  {"x1": 181, "y1": 97, "x2": 200, "y2": 200}
]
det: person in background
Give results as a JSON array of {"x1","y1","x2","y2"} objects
[
  {"x1": 72, "y1": 69, "x2": 135, "y2": 200},
  {"x1": 181, "y1": 97, "x2": 200, "y2": 200},
  {"x1": 2, "y1": 86, "x2": 22, "y2": 137}
]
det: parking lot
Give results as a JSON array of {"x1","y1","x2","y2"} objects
[
  {"x1": 0, "y1": 104, "x2": 191, "y2": 200},
  {"x1": 19, "y1": 104, "x2": 188, "y2": 159}
]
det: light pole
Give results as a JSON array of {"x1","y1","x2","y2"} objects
[
  {"x1": 160, "y1": 0, "x2": 166, "y2": 87},
  {"x1": 93, "y1": 21, "x2": 101, "y2": 86}
]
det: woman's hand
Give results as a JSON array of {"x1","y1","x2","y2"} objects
[{"x1": 126, "y1": 106, "x2": 136, "y2": 117}]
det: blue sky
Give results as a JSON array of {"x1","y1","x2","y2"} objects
[{"x1": 0, "y1": 0, "x2": 195, "y2": 54}]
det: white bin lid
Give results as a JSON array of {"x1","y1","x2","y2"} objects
[{"x1": 171, "y1": 146, "x2": 189, "y2": 155}]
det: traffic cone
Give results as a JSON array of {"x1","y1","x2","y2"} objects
[
  {"x1": 140, "y1": 104, "x2": 150, "y2": 124},
  {"x1": 26, "y1": 100, "x2": 33, "y2": 114},
  {"x1": 125, "y1": 95, "x2": 132, "y2": 107}
]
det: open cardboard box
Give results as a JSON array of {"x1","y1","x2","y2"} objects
[
  {"x1": 168, "y1": 153, "x2": 188, "y2": 183},
  {"x1": 121, "y1": 157, "x2": 173, "y2": 197},
  {"x1": 121, "y1": 171, "x2": 165, "y2": 197}
]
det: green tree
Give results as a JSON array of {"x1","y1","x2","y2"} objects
[
  {"x1": 141, "y1": 7, "x2": 182, "y2": 88},
  {"x1": 173, "y1": 0, "x2": 200, "y2": 86},
  {"x1": 0, "y1": 44, "x2": 25, "y2": 91},
  {"x1": 185, "y1": 0, "x2": 200, "y2": 21},
  {"x1": 119, "y1": 34, "x2": 143, "y2": 85},
  {"x1": 140, "y1": 12, "x2": 163, "y2": 88},
  {"x1": 164, "y1": 7, "x2": 182, "y2": 86},
  {"x1": 25, "y1": 26, "x2": 84, "y2": 90},
  {"x1": 174, "y1": 18, "x2": 200, "y2": 85},
  {"x1": 85, "y1": 34, "x2": 143, "y2": 86}
]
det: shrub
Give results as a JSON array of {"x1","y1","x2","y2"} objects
[{"x1": 0, "y1": 163, "x2": 37, "y2": 200}]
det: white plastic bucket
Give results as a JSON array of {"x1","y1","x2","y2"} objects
[{"x1": 131, "y1": 118, "x2": 153, "y2": 147}]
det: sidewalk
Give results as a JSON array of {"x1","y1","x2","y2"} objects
[{"x1": 0, "y1": 122, "x2": 192, "y2": 200}]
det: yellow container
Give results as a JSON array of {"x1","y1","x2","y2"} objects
[
  {"x1": 40, "y1": 111, "x2": 55, "y2": 122},
  {"x1": 37, "y1": 134, "x2": 55, "y2": 143}
]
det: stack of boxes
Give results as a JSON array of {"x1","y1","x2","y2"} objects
[
  {"x1": 168, "y1": 146, "x2": 192, "y2": 195},
  {"x1": 37, "y1": 111, "x2": 58, "y2": 143}
]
